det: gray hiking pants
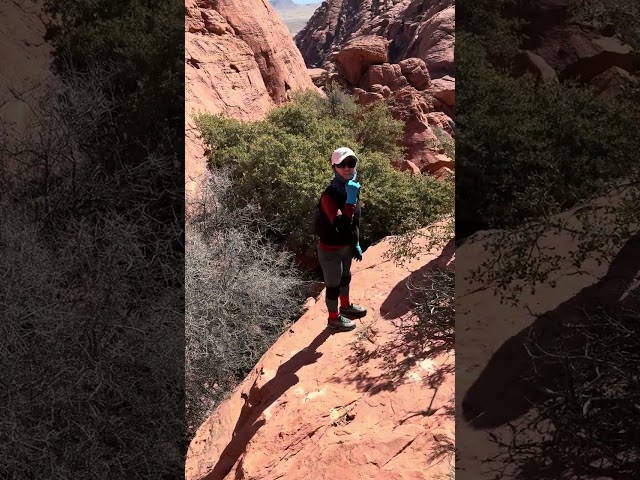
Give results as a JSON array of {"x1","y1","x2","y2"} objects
[{"x1": 318, "y1": 245, "x2": 352, "y2": 313}]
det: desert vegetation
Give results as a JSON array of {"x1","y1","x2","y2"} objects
[
  {"x1": 1, "y1": 0, "x2": 184, "y2": 477},
  {"x1": 185, "y1": 169, "x2": 308, "y2": 438},
  {"x1": 185, "y1": 87, "x2": 455, "y2": 439},
  {"x1": 195, "y1": 88, "x2": 454, "y2": 257},
  {"x1": 457, "y1": 0, "x2": 640, "y2": 477}
]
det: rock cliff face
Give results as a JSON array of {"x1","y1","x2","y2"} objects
[
  {"x1": 185, "y1": 0, "x2": 316, "y2": 191},
  {"x1": 186, "y1": 230, "x2": 455, "y2": 480},
  {"x1": 295, "y1": 0, "x2": 454, "y2": 79}
]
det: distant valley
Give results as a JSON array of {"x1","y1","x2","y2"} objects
[{"x1": 270, "y1": 0, "x2": 320, "y2": 36}]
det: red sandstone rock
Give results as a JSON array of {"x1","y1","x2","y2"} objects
[
  {"x1": 413, "y1": 150, "x2": 455, "y2": 174},
  {"x1": 402, "y1": 1, "x2": 454, "y2": 76},
  {"x1": 589, "y1": 66, "x2": 638, "y2": 99},
  {"x1": 294, "y1": 0, "x2": 455, "y2": 172},
  {"x1": 185, "y1": 0, "x2": 315, "y2": 193},
  {"x1": 399, "y1": 57, "x2": 432, "y2": 90},
  {"x1": 370, "y1": 83, "x2": 392, "y2": 98},
  {"x1": 360, "y1": 63, "x2": 409, "y2": 91},
  {"x1": 352, "y1": 88, "x2": 384, "y2": 106},
  {"x1": 433, "y1": 166, "x2": 454, "y2": 180},
  {"x1": 426, "y1": 111, "x2": 455, "y2": 137},
  {"x1": 512, "y1": 50, "x2": 559, "y2": 84},
  {"x1": 400, "y1": 160, "x2": 422, "y2": 175},
  {"x1": 429, "y1": 76, "x2": 455, "y2": 108},
  {"x1": 186, "y1": 229, "x2": 455, "y2": 480},
  {"x1": 296, "y1": 0, "x2": 455, "y2": 78},
  {"x1": 334, "y1": 35, "x2": 389, "y2": 86},
  {"x1": 513, "y1": 4, "x2": 640, "y2": 85}
]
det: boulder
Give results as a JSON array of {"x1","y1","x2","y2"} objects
[
  {"x1": 589, "y1": 66, "x2": 638, "y2": 99},
  {"x1": 429, "y1": 76, "x2": 455, "y2": 108},
  {"x1": 360, "y1": 63, "x2": 409, "y2": 91},
  {"x1": 334, "y1": 35, "x2": 389, "y2": 86},
  {"x1": 308, "y1": 67, "x2": 328, "y2": 83},
  {"x1": 400, "y1": 160, "x2": 422, "y2": 175},
  {"x1": 414, "y1": 150, "x2": 455, "y2": 174},
  {"x1": 399, "y1": 58, "x2": 432, "y2": 90},
  {"x1": 433, "y1": 166, "x2": 454, "y2": 180},
  {"x1": 370, "y1": 83, "x2": 392, "y2": 98},
  {"x1": 426, "y1": 111, "x2": 455, "y2": 137},
  {"x1": 352, "y1": 88, "x2": 384, "y2": 106},
  {"x1": 512, "y1": 50, "x2": 559, "y2": 84}
]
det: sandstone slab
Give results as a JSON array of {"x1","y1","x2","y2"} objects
[{"x1": 186, "y1": 230, "x2": 455, "y2": 480}]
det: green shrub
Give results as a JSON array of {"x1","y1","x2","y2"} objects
[
  {"x1": 456, "y1": 32, "x2": 640, "y2": 236},
  {"x1": 432, "y1": 126, "x2": 455, "y2": 160},
  {"x1": 195, "y1": 91, "x2": 454, "y2": 256},
  {"x1": 354, "y1": 101, "x2": 405, "y2": 158}
]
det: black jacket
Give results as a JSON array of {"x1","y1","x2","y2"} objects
[{"x1": 314, "y1": 184, "x2": 361, "y2": 246}]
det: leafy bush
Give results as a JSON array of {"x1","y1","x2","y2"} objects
[
  {"x1": 195, "y1": 90, "x2": 454, "y2": 256},
  {"x1": 456, "y1": 31, "x2": 640, "y2": 237},
  {"x1": 43, "y1": 0, "x2": 184, "y2": 163},
  {"x1": 185, "y1": 170, "x2": 306, "y2": 439},
  {"x1": 432, "y1": 126, "x2": 455, "y2": 160}
]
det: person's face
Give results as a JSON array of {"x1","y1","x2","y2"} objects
[{"x1": 334, "y1": 156, "x2": 357, "y2": 180}]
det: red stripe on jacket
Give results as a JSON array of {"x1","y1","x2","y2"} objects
[{"x1": 319, "y1": 194, "x2": 356, "y2": 252}]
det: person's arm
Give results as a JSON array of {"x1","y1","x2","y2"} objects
[
  {"x1": 320, "y1": 194, "x2": 355, "y2": 221},
  {"x1": 320, "y1": 194, "x2": 353, "y2": 236}
]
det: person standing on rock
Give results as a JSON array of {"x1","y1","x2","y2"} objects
[{"x1": 314, "y1": 147, "x2": 368, "y2": 331}]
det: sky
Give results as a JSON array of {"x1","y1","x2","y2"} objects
[{"x1": 292, "y1": 0, "x2": 320, "y2": 4}]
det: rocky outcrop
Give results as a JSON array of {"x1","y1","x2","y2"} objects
[
  {"x1": 399, "y1": 57, "x2": 432, "y2": 90},
  {"x1": 186, "y1": 230, "x2": 455, "y2": 480},
  {"x1": 293, "y1": 0, "x2": 455, "y2": 178},
  {"x1": 335, "y1": 35, "x2": 389, "y2": 85},
  {"x1": 185, "y1": 0, "x2": 316, "y2": 192},
  {"x1": 508, "y1": 0, "x2": 640, "y2": 97},
  {"x1": 295, "y1": 0, "x2": 454, "y2": 79}
]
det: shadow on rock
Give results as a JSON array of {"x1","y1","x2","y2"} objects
[
  {"x1": 330, "y1": 241, "x2": 455, "y2": 399},
  {"x1": 462, "y1": 233, "x2": 640, "y2": 430},
  {"x1": 380, "y1": 237, "x2": 455, "y2": 320},
  {"x1": 204, "y1": 328, "x2": 335, "y2": 480}
]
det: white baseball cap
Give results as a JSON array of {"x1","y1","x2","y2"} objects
[{"x1": 330, "y1": 147, "x2": 359, "y2": 166}]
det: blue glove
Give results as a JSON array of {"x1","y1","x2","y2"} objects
[
  {"x1": 345, "y1": 171, "x2": 360, "y2": 204},
  {"x1": 353, "y1": 242, "x2": 363, "y2": 261}
]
